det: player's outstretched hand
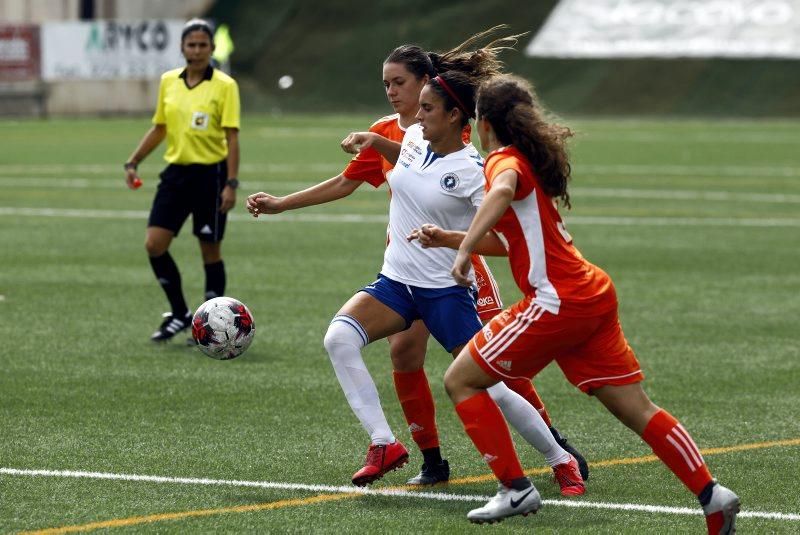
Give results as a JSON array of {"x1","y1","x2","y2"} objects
[
  {"x1": 451, "y1": 249, "x2": 473, "y2": 287},
  {"x1": 341, "y1": 132, "x2": 375, "y2": 154},
  {"x1": 246, "y1": 192, "x2": 284, "y2": 217},
  {"x1": 407, "y1": 223, "x2": 446, "y2": 248}
]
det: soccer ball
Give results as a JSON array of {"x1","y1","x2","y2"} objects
[{"x1": 191, "y1": 297, "x2": 255, "y2": 360}]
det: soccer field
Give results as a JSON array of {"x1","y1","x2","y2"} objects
[{"x1": 1, "y1": 115, "x2": 799, "y2": 533}]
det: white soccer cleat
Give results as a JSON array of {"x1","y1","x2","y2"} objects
[{"x1": 467, "y1": 483, "x2": 542, "y2": 524}]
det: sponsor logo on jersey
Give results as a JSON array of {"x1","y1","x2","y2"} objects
[
  {"x1": 408, "y1": 140, "x2": 423, "y2": 155},
  {"x1": 497, "y1": 360, "x2": 513, "y2": 371},
  {"x1": 482, "y1": 326, "x2": 494, "y2": 341},
  {"x1": 440, "y1": 172, "x2": 459, "y2": 191},
  {"x1": 399, "y1": 147, "x2": 414, "y2": 168},
  {"x1": 477, "y1": 296, "x2": 495, "y2": 306}
]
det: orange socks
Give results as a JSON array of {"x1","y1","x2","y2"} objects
[
  {"x1": 393, "y1": 369, "x2": 439, "y2": 450},
  {"x1": 642, "y1": 409, "x2": 713, "y2": 495},
  {"x1": 455, "y1": 391, "x2": 525, "y2": 486},
  {"x1": 504, "y1": 377, "x2": 552, "y2": 427}
]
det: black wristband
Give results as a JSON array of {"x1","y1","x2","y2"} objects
[
  {"x1": 225, "y1": 178, "x2": 239, "y2": 189},
  {"x1": 124, "y1": 162, "x2": 138, "y2": 171}
]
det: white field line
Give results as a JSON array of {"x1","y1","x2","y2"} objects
[
  {"x1": 578, "y1": 131, "x2": 800, "y2": 144},
  {"x1": 1, "y1": 163, "x2": 799, "y2": 178},
  {"x1": 1, "y1": 467, "x2": 797, "y2": 522},
  {"x1": 1, "y1": 206, "x2": 800, "y2": 228},
  {"x1": 2, "y1": 177, "x2": 800, "y2": 205}
]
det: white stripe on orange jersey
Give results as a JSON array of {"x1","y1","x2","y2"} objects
[{"x1": 509, "y1": 188, "x2": 561, "y2": 314}]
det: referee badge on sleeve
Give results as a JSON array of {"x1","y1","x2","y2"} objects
[{"x1": 191, "y1": 111, "x2": 210, "y2": 130}]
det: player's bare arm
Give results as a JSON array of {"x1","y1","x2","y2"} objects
[
  {"x1": 452, "y1": 168, "x2": 517, "y2": 285},
  {"x1": 340, "y1": 132, "x2": 401, "y2": 164},
  {"x1": 246, "y1": 174, "x2": 362, "y2": 217},
  {"x1": 219, "y1": 128, "x2": 240, "y2": 213},
  {"x1": 124, "y1": 124, "x2": 166, "y2": 190},
  {"x1": 407, "y1": 224, "x2": 507, "y2": 256}
]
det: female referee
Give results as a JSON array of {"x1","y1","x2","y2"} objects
[
  {"x1": 415, "y1": 74, "x2": 740, "y2": 529},
  {"x1": 248, "y1": 42, "x2": 584, "y2": 496},
  {"x1": 124, "y1": 19, "x2": 241, "y2": 342}
]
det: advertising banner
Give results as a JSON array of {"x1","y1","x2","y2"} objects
[
  {"x1": 41, "y1": 20, "x2": 185, "y2": 80},
  {"x1": 526, "y1": 0, "x2": 800, "y2": 58},
  {"x1": 0, "y1": 25, "x2": 40, "y2": 81}
]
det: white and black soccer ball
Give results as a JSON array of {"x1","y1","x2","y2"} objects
[{"x1": 191, "y1": 297, "x2": 255, "y2": 360}]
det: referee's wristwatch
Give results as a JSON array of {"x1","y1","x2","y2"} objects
[{"x1": 225, "y1": 178, "x2": 239, "y2": 189}]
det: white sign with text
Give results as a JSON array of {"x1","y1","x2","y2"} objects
[
  {"x1": 42, "y1": 20, "x2": 185, "y2": 80},
  {"x1": 526, "y1": 0, "x2": 800, "y2": 58}
]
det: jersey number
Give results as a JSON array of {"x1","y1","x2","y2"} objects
[{"x1": 557, "y1": 221, "x2": 573, "y2": 243}]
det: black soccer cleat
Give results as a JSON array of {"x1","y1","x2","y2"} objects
[
  {"x1": 550, "y1": 426, "x2": 590, "y2": 481},
  {"x1": 406, "y1": 459, "x2": 450, "y2": 486},
  {"x1": 150, "y1": 311, "x2": 192, "y2": 342}
]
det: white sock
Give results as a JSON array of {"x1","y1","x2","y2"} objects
[
  {"x1": 487, "y1": 382, "x2": 569, "y2": 467},
  {"x1": 323, "y1": 316, "x2": 395, "y2": 445}
]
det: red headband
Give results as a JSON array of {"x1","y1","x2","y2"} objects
[{"x1": 434, "y1": 76, "x2": 474, "y2": 119}]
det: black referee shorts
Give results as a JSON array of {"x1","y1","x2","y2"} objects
[{"x1": 148, "y1": 160, "x2": 228, "y2": 242}]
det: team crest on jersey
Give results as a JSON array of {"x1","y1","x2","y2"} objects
[
  {"x1": 191, "y1": 111, "x2": 209, "y2": 130},
  {"x1": 440, "y1": 173, "x2": 459, "y2": 191}
]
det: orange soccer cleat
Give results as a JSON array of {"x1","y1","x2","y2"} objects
[
  {"x1": 552, "y1": 454, "x2": 586, "y2": 497},
  {"x1": 351, "y1": 441, "x2": 409, "y2": 487}
]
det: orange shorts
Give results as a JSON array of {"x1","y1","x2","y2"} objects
[
  {"x1": 468, "y1": 296, "x2": 644, "y2": 394},
  {"x1": 471, "y1": 254, "x2": 503, "y2": 321}
]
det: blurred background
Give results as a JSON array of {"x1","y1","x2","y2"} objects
[{"x1": 3, "y1": 0, "x2": 800, "y2": 118}]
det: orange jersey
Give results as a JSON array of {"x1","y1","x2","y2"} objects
[
  {"x1": 484, "y1": 146, "x2": 615, "y2": 318},
  {"x1": 341, "y1": 114, "x2": 404, "y2": 187},
  {"x1": 341, "y1": 115, "x2": 472, "y2": 188}
]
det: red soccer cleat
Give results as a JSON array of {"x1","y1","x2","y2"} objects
[
  {"x1": 703, "y1": 483, "x2": 740, "y2": 534},
  {"x1": 351, "y1": 441, "x2": 409, "y2": 487},
  {"x1": 552, "y1": 454, "x2": 586, "y2": 497}
]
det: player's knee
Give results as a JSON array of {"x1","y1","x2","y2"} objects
[
  {"x1": 145, "y1": 238, "x2": 166, "y2": 257},
  {"x1": 324, "y1": 316, "x2": 367, "y2": 355},
  {"x1": 443, "y1": 367, "x2": 463, "y2": 401},
  {"x1": 389, "y1": 341, "x2": 426, "y2": 372}
]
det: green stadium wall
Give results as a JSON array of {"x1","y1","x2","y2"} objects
[{"x1": 208, "y1": 0, "x2": 800, "y2": 118}]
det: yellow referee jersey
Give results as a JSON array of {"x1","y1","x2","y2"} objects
[{"x1": 153, "y1": 66, "x2": 240, "y2": 165}]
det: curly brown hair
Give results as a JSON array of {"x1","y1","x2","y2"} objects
[{"x1": 477, "y1": 74, "x2": 574, "y2": 208}]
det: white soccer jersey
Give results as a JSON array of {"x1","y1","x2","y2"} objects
[{"x1": 381, "y1": 123, "x2": 485, "y2": 288}]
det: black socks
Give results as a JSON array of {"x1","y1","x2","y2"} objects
[
  {"x1": 204, "y1": 260, "x2": 225, "y2": 299},
  {"x1": 149, "y1": 252, "x2": 188, "y2": 317}
]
